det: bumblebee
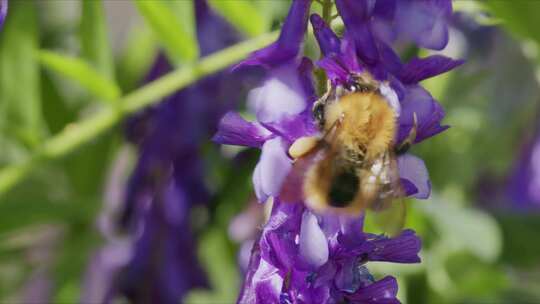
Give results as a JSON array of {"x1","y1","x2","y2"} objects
[{"x1": 281, "y1": 73, "x2": 416, "y2": 222}]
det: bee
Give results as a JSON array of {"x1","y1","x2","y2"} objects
[{"x1": 281, "y1": 73, "x2": 417, "y2": 231}]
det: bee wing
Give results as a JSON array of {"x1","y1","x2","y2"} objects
[
  {"x1": 363, "y1": 151, "x2": 407, "y2": 236},
  {"x1": 365, "y1": 196, "x2": 406, "y2": 237}
]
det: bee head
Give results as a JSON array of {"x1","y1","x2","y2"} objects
[{"x1": 345, "y1": 81, "x2": 378, "y2": 94}]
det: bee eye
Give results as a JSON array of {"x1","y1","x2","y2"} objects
[
  {"x1": 357, "y1": 84, "x2": 374, "y2": 93},
  {"x1": 313, "y1": 103, "x2": 325, "y2": 125},
  {"x1": 328, "y1": 170, "x2": 359, "y2": 208},
  {"x1": 344, "y1": 83, "x2": 357, "y2": 92}
]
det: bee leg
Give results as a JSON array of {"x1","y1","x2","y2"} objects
[{"x1": 395, "y1": 112, "x2": 418, "y2": 155}]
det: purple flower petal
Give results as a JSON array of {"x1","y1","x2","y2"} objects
[
  {"x1": 377, "y1": 41, "x2": 403, "y2": 76},
  {"x1": 400, "y1": 55, "x2": 465, "y2": 84},
  {"x1": 262, "y1": 200, "x2": 304, "y2": 264},
  {"x1": 253, "y1": 138, "x2": 292, "y2": 202},
  {"x1": 81, "y1": 242, "x2": 132, "y2": 304},
  {"x1": 285, "y1": 268, "x2": 332, "y2": 303},
  {"x1": 195, "y1": 0, "x2": 241, "y2": 56},
  {"x1": 248, "y1": 65, "x2": 309, "y2": 124},
  {"x1": 505, "y1": 127, "x2": 540, "y2": 210},
  {"x1": 212, "y1": 111, "x2": 272, "y2": 148},
  {"x1": 346, "y1": 276, "x2": 400, "y2": 304},
  {"x1": 253, "y1": 160, "x2": 267, "y2": 202},
  {"x1": 311, "y1": 14, "x2": 363, "y2": 86},
  {"x1": 298, "y1": 57, "x2": 317, "y2": 105},
  {"x1": 395, "y1": 0, "x2": 452, "y2": 50},
  {"x1": 400, "y1": 178, "x2": 419, "y2": 197},
  {"x1": 398, "y1": 85, "x2": 449, "y2": 144},
  {"x1": 238, "y1": 245, "x2": 283, "y2": 304},
  {"x1": 236, "y1": 0, "x2": 312, "y2": 69},
  {"x1": 366, "y1": 229, "x2": 422, "y2": 263},
  {"x1": 370, "y1": 0, "x2": 397, "y2": 45},
  {"x1": 311, "y1": 14, "x2": 341, "y2": 56},
  {"x1": 335, "y1": 0, "x2": 379, "y2": 65},
  {"x1": 317, "y1": 56, "x2": 350, "y2": 85},
  {"x1": 398, "y1": 154, "x2": 431, "y2": 199},
  {"x1": 258, "y1": 58, "x2": 318, "y2": 141},
  {"x1": 298, "y1": 212, "x2": 329, "y2": 269},
  {"x1": 334, "y1": 258, "x2": 364, "y2": 293}
]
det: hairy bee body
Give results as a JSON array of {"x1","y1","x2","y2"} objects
[
  {"x1": 280, "y1": 77, "x2": 409, "y2": 232},
  {"x1": 298, "y1": 91, "x2": 399, "y2": 213},
  {"x1": 323, "y1": 92, "x2": 397, "y2": 161}
]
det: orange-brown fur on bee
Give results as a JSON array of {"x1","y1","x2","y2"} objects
[
  {"x1": 299, "y1": 92, "x2": 398, "y2": 213},
  {"x1": 323, "y1": 92, "x2": 396, "y2": 160}
]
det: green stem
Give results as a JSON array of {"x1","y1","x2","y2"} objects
[
  {"x1": 321, "y1": 0, "x2": 333, "y2": 24},
  {"x1": 316, "y1": 0, "x2": 334, "y2": 95},
  {"x1": 0, "y1": 31, "x2": 279, "y2": 197}
]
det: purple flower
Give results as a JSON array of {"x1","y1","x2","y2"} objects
[
  {"x1": 81, "y1": 241, "x2": 132, "y2": 304},
  {"x1": 236, "y1": 0, "x2": 312, "y2": 69},
  {"x1": 212, "y1": 1, "x2": 463, "y2": 302},
  {"x1": 238, "y1": 200, "x2": 421, "y2": 304},
  {"x1": 0, "y1": 0, "x2": 7, "y2": 29},
  {"x1": 506, "y1": 125, "x2": 540, "y2": 210},
  {"x1": 336, "y1": 0, "x2": 453, "y2": 59},
  {"x1": 311, "y1": 12, "x2": 463, "y2": 147},
  {"x1": 216, "y1": 58, "x2": 318, "y2": 203}
]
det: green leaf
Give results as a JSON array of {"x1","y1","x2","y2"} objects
[
  {"x1": 38, "y1": 50, "x2": 121, "y2": 102},
  {"x1": 0, "y1": 30, "x2": 279, "y2": 196},
  {"x1": 63, "y1": 132, "x2": 117, "y2": 197},
  {"x1": 0, "y1": 0, "x2": 44, "y2": 148},
  {"x1": 117, "y1": 26, "x2": 157, "y2": 91},
  {"x1": 80, "y1": 0, "x2": 115, "y2": 79},
  {"x1": 421, "y1": 197, "x2": 502, "y2": 263},
  {"x1": 185, "y1": 229, "x2": 239, "y2": 304},
  {"x1": 134, "y1": 0, "x2": 198, "y2": 64},
  {"x1": 209, "y1": 0, "x2": 268, "y2": 37},
  {"x1": 253, "y1": 0, "x2": 291, "y2": 26},
  {"x1": 497, "y1": 214, "x2": 540, "y2": 268},
  {"x1": 0, "y1": 198, "x2": 95, "y2": 235},
  {"x1": 41, "y1": 68, "x2": 77, "y2": 135},
  {"x1": 485, "y1": 1, "x2": 540, "y2": 45},
  {"x1": 53, "y1": 213, "x2": 100, "y2": 302},
  {"x1": 167, "y1": 0, "x2": 196, "y2": 39},
  {"x1": 445, "y1": 252, "x2": 509, "y2": 300}
]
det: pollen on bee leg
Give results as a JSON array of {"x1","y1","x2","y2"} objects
[{"x1": 289, "y1": 136, "x2": 319, "y2": 159}]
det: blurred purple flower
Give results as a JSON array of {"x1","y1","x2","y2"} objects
[
  {"x1": 335, "y1": 0, "x2": 453, "y2": 64},
  {"x1": 84, "y1": 1, "x2": 249, "y2": 303},
  {"x1": 228, "y1": 199, "x2": 264, "y2": 274},
  {"x1": 506, "y1": 124, "x2": 540, "y2": 210},
  {"x1": 236, "y1": 0, "x2": 312, "y2": 69},
  {"x1": 0, "y1": 0, "x2": 7, "y2": 29}
]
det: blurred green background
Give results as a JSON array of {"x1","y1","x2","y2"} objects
[{"x1": 0, "y1": 0, "x2": 540, "y2": 303}]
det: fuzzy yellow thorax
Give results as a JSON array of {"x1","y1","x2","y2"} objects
[{"x1": 324, "y1": 92, "x2": 396, "y2": 159}]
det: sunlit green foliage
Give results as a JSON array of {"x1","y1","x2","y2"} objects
[{"x1": 0, "y1": 1, "x2": 539, "y2": 303}]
